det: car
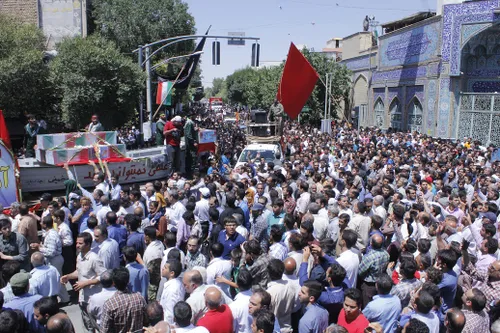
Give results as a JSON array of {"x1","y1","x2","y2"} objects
[{"x1": 234, "y1": 143, "x2": 283, "y2": 169}]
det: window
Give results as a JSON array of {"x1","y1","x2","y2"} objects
[
  {"x1": 390, "y1": 99, "x2": 402, "y2": 130},
  {"x1": 408, "y1": 99, "x2": 423, "y2": 133},
  {"x1": 374, "y1": 99, "x2": 385, "y2": 128}
]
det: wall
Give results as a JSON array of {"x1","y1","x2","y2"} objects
[
  {"x1": 378, "y1": 18, "x2": 442, "y2": 69},
  {"x1": 39, "y1": 0, "x2": 84, "y2": 47},
  {"x1": 0, "y1": 0, "x2": 38, "y2": 26},
  {"x1": 342, "y1": 32, "x2": 373, "y2": 60}
]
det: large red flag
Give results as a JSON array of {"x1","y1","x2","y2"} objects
[
  {"x1": 0, "y1": 110, "x2": 11, "y2": 150},
  {"x1": 276, "y1": 43, "x2": 319, "y2": 120}
]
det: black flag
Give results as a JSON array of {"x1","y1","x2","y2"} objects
[{"x1": 170, "y1": 27, "x2": 210, "y2": 90}]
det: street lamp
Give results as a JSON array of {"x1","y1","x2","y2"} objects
[{"x1": 151, "y1": 51, "x2": 204, "y2": 71}]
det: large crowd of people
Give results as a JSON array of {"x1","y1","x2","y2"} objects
[{"x1": 5, "y1": 112, "x2": 500, "y2": 333}]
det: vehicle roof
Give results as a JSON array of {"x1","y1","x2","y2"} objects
[{"x1": 243, "y1": 144, "x2": 279, "y2": 150}]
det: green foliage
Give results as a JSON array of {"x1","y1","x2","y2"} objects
[
  {"x1": 92, "y1": 0, "x2": 196, "y2": 53},
  {"x1": 50, "y1": 35, "x2": 145, "y2": 130},
  {"x1": 300, "y1": 49, "x2": 351, "y2": 124},
  {"x1": 224, "y1": 49, "x2": 351, "y2": 124},
  {"x1": 0, "y1": 15, "x2": 56, "y2": 119},
  {"x1": 226, "y1": 65, "x2": 283, "y2": 108}
]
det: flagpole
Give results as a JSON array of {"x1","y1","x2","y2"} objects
[
  {"x1": 152, "y1": 63, "x2": 185, "y2": 120},
  {"x1": 317, "y1": 75, "x2": 348, "y2": 122}
]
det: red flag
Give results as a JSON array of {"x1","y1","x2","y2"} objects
[
  {"x1": 0, "y1": 110, "x2": 11, "y2": 150},
  {"x1": 276, "y1": 43, "x2": 319, "y2": 120}
]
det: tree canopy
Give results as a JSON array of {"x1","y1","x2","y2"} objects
[
  {"x1": 50, "y1": 36, "x2": 145, "y2": 130},
  {"x1": 223, "y1": 49, "x2": 351, "y2": 124},
  {"x1": 0, "y1": 15, "x2": 56, "y2": 119},
  {"x1": 92, "y1": 0, "x2": 196, "y2": 53}
]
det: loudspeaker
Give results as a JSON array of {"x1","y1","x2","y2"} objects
[
  {"x1": 255, "y1": 111, "x2": 267, "y2": 124},
  {"x1": 252, "y1": 126, "x2": 268, "y2": 136}
]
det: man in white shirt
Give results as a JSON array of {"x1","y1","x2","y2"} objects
[
  {"x1": 183, "y1": 270, "x2": 232, "y2": 325},
  {"x1": 166, "y1": 190, "x2": 187, "y2": 231},
  {"x1": 338, "y1": 195, "x2": 353, "y2": 219},
  {"x1": 282, "y1": 258, "x2": 301, "y2": 315},
  {"x1": 347, "y1": 201, "x2": 371, "y2": 252},
  {"x1": 88, "y1": 270, "x2": 116, "y2": 329},
  {"x1": 266, "y1": 259, "x2": 296, "y2": 329},
  {"x1": 336, "y1": 229, "x2": 360, "y2": 287},
  {"x1": 308, "y1": 203, "x2": 329, "y2": 241},
  {"x1": 295, "y1": 182, "x2": 311, "y2": 218},
  {"x1": 206, "y1": 243, "x2": 233, "y2": 298},
  {"x1": 160, "y1": 259, "x2": 185, "y2": 325},
  {"x1": 143, "y1": 226, "x2": 165, "y2": 267},
  {"x1": 92, "y1": 225, "x2": 120, "y2": 270},
  {"x1": 229, "y1": 269, "x2": 253, "y2": 333},
  {"x1": 194, "y1": 188, "x2": 211, "y2": 222},
  {"x1": 96, "y1": 197, "x2": 111, "y2": 225},
  {"x1": 372, "y1": 195, "x2": 387, "y2": 221}
]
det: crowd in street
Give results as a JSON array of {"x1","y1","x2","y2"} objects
[{"x1": 5, "y1": 114, "x2": 500, "y2": 333}]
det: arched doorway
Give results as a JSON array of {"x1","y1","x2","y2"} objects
[
  {"x1": 389, "y1": 98, "x2": 402, "y2": 131},
  {"x1": 353, "y1": 75, "x2": 368, "y2": 126},
  {"x1": 374, "y1": 98, "x2": 385, "y2": 129},
  {"x1": 407, "y1": 98, "x2": 423, "y2": 133}
]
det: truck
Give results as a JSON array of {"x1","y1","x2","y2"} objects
[{"x1": 209, "y1": 97, "x2": 223, "y2": 112}]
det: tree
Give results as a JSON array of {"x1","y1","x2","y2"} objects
[
  {"x1": 0, "y1": 15, "x2": 56, "y2": 120},
  {"x1": 92, "y1": 0, "x2": 196, "y2": 53},
  {"x1": 50, "y1": 36, "x2": 145, "y2": 130},
  {"x1": 300, "y1": 49, "x2": 351, "y2": 124}
]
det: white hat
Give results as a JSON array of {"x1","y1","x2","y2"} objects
[
  {"x1": 172, "y1": 116, "x2": 182, "y2": 122},
  {"x1": 199, "y1": 187, "x2": 211, "y2": 197}
]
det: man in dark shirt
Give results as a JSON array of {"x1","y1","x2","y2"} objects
[
  {"x1": 126, "y1": 215, "x2": 146, "y2": 257},
  {"x1": 0, "y1": 218, "x2": 29, "y2": 272}
]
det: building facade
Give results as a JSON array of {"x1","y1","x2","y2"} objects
[{"x1": 342, "y1": 0, "x2": 500, "y2": 145}]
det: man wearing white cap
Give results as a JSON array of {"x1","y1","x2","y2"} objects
[
  {"x1": 194, "y1": 188, "x2": 211, "y2": 222},
  {"x1": 163, "y1": 115, "x2": 184, "y2": 175}
]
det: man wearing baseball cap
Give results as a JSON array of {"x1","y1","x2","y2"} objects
[
  {"x1": 4, "y1": 272, "x2": 44, "y2": 332},
  {"x1": 86, "y1": 114, "x2": 104, "y2": 133}
]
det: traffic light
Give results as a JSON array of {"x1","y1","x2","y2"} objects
[
  {"x1": 212, "y1": 41, "x2": 220, "y2": 65},
  {"x1": 251, "y1": 43, "x2": 260, "y2": 67}
]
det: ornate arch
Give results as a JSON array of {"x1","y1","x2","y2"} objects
[
  {"x1": 407, "y1": 97, "x2": 423, "y2": 133},
  {"x1": 374, "y1": 97, "x2": 385, "y2": 129},
  {"x1": 389, "y1": 97, "x2": 402, "y2": 131}
]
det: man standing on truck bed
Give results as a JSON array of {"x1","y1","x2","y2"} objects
[{"x1": 269, "y1": 99, "x2": 284, "y2": 136}]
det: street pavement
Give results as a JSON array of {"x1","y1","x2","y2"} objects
[{"x1": 60, "y1": 285, "x2": 84, "y2": 332}]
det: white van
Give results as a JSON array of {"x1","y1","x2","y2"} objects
[{"x1": 235, "y1": 143, "x2": 283, "y2": 169}]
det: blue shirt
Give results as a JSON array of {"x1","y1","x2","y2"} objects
[
  {"x1": 438, "y1": 270, "x2": 458, "y2": 313},
  {"x1": 5, "y1": 293, "x2": 44, "y2": 333},
  {"x1": 299, "y1": 303, "x2": 329, "y2": 333},
  {"x1": 238, "y1": 200, "x2": 250, "y2": 229},
  {"x1": 363, "y1": 294, "x2": 402, "y2": 333},
  {"x1": 108, "y1": 224, "x2": 128, "y2": 251},
  {"x1": 29, "y1": 265, "x2": 60, "y2": 297},
  {"x1": 217, "y1": 230, "x2": 245, "y2": 260},
  {"x1": 127, "y1": 232, "x2": 146, "y2": 257},
  {"x1": 76, "y1": 208, "x2": 92, "y2": 233},
  {"x1": 126, "y1": 262, "x2": 149, "y2": 301},
  {"x1": 267, "y1": 212, "x2": 285, "y2": 234}
]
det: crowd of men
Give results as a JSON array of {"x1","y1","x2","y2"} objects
[{"x1": 6, "y1": 116, "x2": 500, "y2": 333}]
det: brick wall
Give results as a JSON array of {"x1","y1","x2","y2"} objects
[{"x1": 0, "y1": 0, "x2": 39, "y2": 26}]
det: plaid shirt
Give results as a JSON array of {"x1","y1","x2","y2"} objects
[
  {"x1": 359, "y1": 248, "x2": 389, "y2": 283},
  {"x1": 390, "y1": 278, "x2": 422, "y2": 308},
  {"x1": 251, "y1": 215, "x2": 269, "y2": 253},
  {"x1": 185, "y1": 251, "x2": 208, "y2": 270},
  {"x1": 41, "y1": 229, "x2": 62, "y2": 259},
  {"x1": 462, "y1": 262, "x2": 500, "y2": 310},
  {"x1": 462, "y1": 309, "x2": 489, "y2": 333},
  {"x1": 101, "y1": 289, "x2": 146, "y2": 333},
  {"x1": 269, "y1": 242, "x2": 288, "y2": 261}
]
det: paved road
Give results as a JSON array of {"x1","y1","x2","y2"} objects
[{"x1": 60, "y1": 285, "x2": 85, "y2": 332}]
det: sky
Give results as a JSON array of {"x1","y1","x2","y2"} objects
[{"x1": 183, "y1": 0, "x2": 437, "y2": 87}]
